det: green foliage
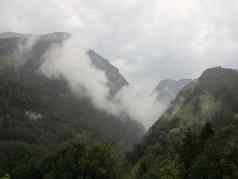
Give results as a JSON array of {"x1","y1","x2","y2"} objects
[
  {"x1": 0, "y1": 140, "x2": 123, "y2": 179},
  {"x1": 0, "y1": 56, "x2": 15, "y2": 67},
  {"x1": 129, "y1": 154, "x2": 184, "y2": 179},
  {"x1": 39, "y1": 142, "x2": 121, "y2": 179},
  {"x1": 86, "y1": 144, "x2": 121, "y2": 179},
  {"x1": 0, "y1": 141, "x2": 44, "y2": 179},
  {"x1": 132, "y1": 118, "x2": 238, "y2": 179},
  {"x1": 0, "y1": 174, "x2": 10, "y2": 179},
  {"x1": 1, "y1": 36, "x2": 238, "y2": 179},
  {"x1": 158, "y1": 158, "x2": 184, "y2": 179},
  {"x1": 0, "y1": 54, "x2": 143, "y2": 178},
  {"x1": 0, "y1": 68, "x2": 143, "y2": 150}
]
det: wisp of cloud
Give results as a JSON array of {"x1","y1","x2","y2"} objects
[{"x1": 40, "y1": 35, "x2": 165, "y2": 129}]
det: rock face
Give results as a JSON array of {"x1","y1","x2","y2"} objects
[
  {"x1": 153, "y1": 78, "x2": 192, "y2": 107},
  {"x1": 136, "y1": 67, "x2": 238, "y2": 153},
  {"x1": 0, "y1": 32, "x2": 31, "y2": 39},
  {"x1": 87, "y1": 50, "x2": 128, "y2": 95},
  {"x1": 0, "y1": 32, "x2": 128, "y2": 94},
  {"x1": 0, "y1": 32, "x2": 143, "y2": 154},
  {"x1": 149, "y1": 67, "x2": 238, "y2": 136},
  {"x1": 129, "y1": 67, "x2": 238, "y2": 179}
]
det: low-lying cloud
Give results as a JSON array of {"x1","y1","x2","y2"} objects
[
  {"x1": 1, "y1": 0, "x2": 238, "y2": 128},
  {"x1": 1, "y1": 0, "x2": 238, "y2": 87},
  {"x1": 40, "y1": 36, "x2": 165, "y2": 128}
]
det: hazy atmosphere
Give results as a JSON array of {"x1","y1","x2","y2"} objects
[
  {"x1": 1, "y1": 1, "x2": 238, "y2": 179},
  {"x1": 1, "y1": 0, "x2": 238, "y2": 87},
  {"x1": 1, "y1": 0, "x2": 238, "y2": 128}
]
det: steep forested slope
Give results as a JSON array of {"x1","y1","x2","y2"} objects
[
  {"x1": 129, "y1": 67, "x2": 238, "y2": 179},
  {"x1": 0, "y1": 32, "x2": 128, "y2": 94},
  {"x1": 0, "y1": 33, "x2": 143, "y2": 179},
  {"x1": 152, "y1": 79, "x2": 192, "y2": 113}
]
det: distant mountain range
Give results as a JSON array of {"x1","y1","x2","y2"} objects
[
  {"x1": 0, "y1": 32, "x2": 34, "y2": 39},
  {"x1": 153, "y1": 78, "x2": 192, "y2": 111},
  {"x1": 151, "y1": 67, "x2": 238, "y2": 132}
]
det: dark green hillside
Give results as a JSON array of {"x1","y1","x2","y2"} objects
[
  {"x1": 0, "y1": 67, "x2": 143, "y2": 149},
  {"x1": 2, "y1": 32, "x2": 238, "y2": 179},
  {"x1": 0, "y1": 33, "x2": 143, "y2": 179},
  {"x1": 0, "y1": 67, "x2": 143, "y2": 179},
  {"x1": 129, "y1": 67, "x2": 238, "y2": 179}
]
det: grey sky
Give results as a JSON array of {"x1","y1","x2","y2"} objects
[{"x1": 1, "y1": 0, "x2": 238, "y2": 89}]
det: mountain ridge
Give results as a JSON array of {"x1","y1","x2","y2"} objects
[
  {"x1": 0, "y1": 32, "x2": 128, "y2": 95},
  {"x1": 128, "y1": 67, "x2": 238, "y2": 179},
  {"x1": 0, "y1": 32, "x2": 144, "y2": 175}
]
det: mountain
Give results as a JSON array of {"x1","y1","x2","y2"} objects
[
  {"x1": 0, "y1": 32, "x2": 32, "y2": 39},
  {"x1": 0, "y1": 32, "x2": 144, "y2": 178},
  {"x1": 87, "y1": 50, "x2": 128, "y2": 95},
  {"x1": 151, "y1": 67, "x2": 238, "y2": 133},
  {"x1": 0, "y1": 32, "x2": 128, "y2": 94},
  {"x1": 129, "y1": 67, "x2": 238, "y2": 179},
  {"x1": 0, "y1": 32, "x2": 140, "y2": 148},
  {"x1": 153, "y1": 79, "x2": 192, "y2": 107},
  {"x1": 0, "y1": 32, "x2": 71, "y2": 71}
]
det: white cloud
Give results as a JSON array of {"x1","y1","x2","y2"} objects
[
  {"x1": 40, "y1": 37, "x2": 163, "y2": 128},
  {"x1": 1, "y1": 0, "x2": 238, "y2": 127}
]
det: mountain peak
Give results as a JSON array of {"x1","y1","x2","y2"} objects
[
  {"x1": 87, "y1": 49, "x2": 128, "y2": 95},
  {"x1": 0, "y1": 32, "x2": 128, "y2": 95},
  {"x1": 198, "y1": 67, "x2": 238, "y2": 95},
  {"x1": 40, "y1": 32, "x2": 71, "y2": 41},
  {"x1": 0, "y1": 32, "x2": 71, "y2": 41},
  {"x1": 153, "y1": 78, "x2": 192, "y2": 107},
  {"x1": 0, "y1": 32, "x2": 32, "y2": 39},
  {"x1": 87, "y1": 49, "x2": 119, "y2": 73},
  {"x1": 150, "y1": 66, "x2": 238, "y2": 136},
  {"x1": 200, "y1": 66, "x2": 238, "y2": 81}
]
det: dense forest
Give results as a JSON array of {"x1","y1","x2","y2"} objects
[
  {"x1": 129, "y1": 67, "x2": 238, "y2": 179},
  {"x1": 0, "y1": 33, "x2": 143, "y2": 179},
  {"x1": 0, "y1": 33, "x2": 238, "y2": 179}
]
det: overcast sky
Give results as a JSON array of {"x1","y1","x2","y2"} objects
[{"x1": 1, "y1": 0, "x2": 238, "y2": 89}]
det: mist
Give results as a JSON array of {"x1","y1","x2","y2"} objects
[
  {"x1": 1, "y1": 0, "x2": 238, "y2": 87},
  {"x1": 39, "y1": 36, "x2": 165, "y2": 129},
  {"x1": 1, "y1": 0, "x2": 238, "y2": 128}
]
